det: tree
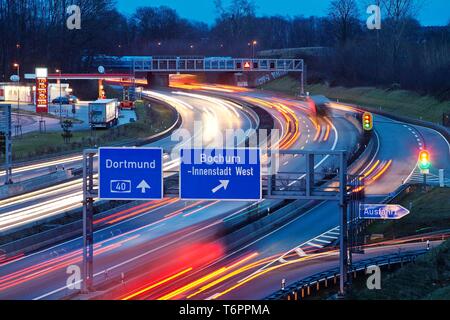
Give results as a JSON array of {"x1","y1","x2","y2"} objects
[
  {"x1": 212, "y1": 0, "x2": 257, "y2": 48},
  {"x1": 379, "y1": 0, "x2": 423, "y2": 82},
  {"x1": 61, "y1": 119, "x2": 73, "y2": 144},
  {"x1": 328, "y1": 0, "x2": 360, "y2": 44}
]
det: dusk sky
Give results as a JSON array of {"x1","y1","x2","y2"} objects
[{"x1": 116, "y1": 0, "x2": 449, "y2": 26}]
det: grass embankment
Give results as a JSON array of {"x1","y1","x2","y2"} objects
[
  {"x1": 262, "y1": 76, "x2": 450, "y2": 123},
  {"x1": 366, "y1": 187, "x2": 450, "y2": 240},
  {"x1": 349, "y1": 187, "x2": 450, "y2": 300},
  {"x1": 349, "y1": 239, "x2": 450, "y2": 300},
  {"x1": 11, "y1": 101, "x2": 177, "y2": 161}
]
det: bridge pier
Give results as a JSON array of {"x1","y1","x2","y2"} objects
[{"x1": 146, "y1": 73, "x2": 170, "y2": 88}]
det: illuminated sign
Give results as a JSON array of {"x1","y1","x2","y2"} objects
[
  {"x1": 244, "y1": 62, "x2": 251, "y2": 69},
  {"x1": 36, "y1": 77, "x2": 48, "y2": 113},
  {"x1": 35, "y1": 68, "x2": 48, "y2": 78}
]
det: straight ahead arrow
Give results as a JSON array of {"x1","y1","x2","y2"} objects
[{"x1": 137, "y1": 180, "x2": 151, "y2": 193}]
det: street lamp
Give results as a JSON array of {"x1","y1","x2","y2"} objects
[
  {"x1": 56, "y1": 69, "x2": 63, "y2": 122},
  {"x1": 13, "y1": 63, "x2": 21, "y2": 130},
  {"x1": 251, "y1": 40, "x2": 257, "y2": 59}
]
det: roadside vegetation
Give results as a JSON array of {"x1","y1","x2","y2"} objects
[
  {"x1": 351, "y1": 187, "x2": 450, "y2": 299},
  {"x1": 365, "y1": 187, "x2": 450, "y2": 240},
  {"x1": 262, "y1": 76, "x2": 450, "y2": 124},
  {"x1": 11, "y1": 101, "x2": 177, "y2": 161},
  {"x1": 349, "y1": 239, "x2": 450, "y2": 300}
]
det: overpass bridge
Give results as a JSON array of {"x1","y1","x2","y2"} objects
[{"x1": 91, "y1": 56, "x2": 304, "y2": 89}]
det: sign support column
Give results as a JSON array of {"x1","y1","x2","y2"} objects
[
  {"x1": 339, "y1": 151, "x2": 348, "y2": 297},
  {"x1": 82, "y1": 149, "x2": 96, "y2": 293},
  {"x1": 0, "y1": 104, "x2": 12, "y2": 184}
]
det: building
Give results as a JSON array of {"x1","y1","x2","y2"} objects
[{"x1": 0, "y1": 83, "x2": 33, "y2": 103}]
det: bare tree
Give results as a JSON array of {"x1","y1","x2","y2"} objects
[
  {"x1": 328, "y1": 0, "x2": 360, "y2": 44},
  {"x1": 380, "y1": 0, "x2": 424, "y2": 81}
]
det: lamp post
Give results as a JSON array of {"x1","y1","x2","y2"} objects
[
  {"x1": 13, "y1": 63, "x2": 20, "y2": 121},
  {"x1": 12, "y1": 63, "x2": 22, "y2": 137},
  {"x1": 56, "y1": 69, "x2": 62, "y2": 122},
  {"x1": 252, "y1": 40, "x2": 257, "y2": 59}
]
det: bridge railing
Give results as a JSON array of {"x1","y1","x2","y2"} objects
[{"x1": 132, "y1": 58, "x2": 304, "y2": 73}]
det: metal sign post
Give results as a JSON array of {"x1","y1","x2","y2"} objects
[
  {"x1": 338, "y1": 152, "x2": 348, "y2": 297},
  {"x1": 82, "y1": 149, "x2": 96, "y2": 293},
  {"x1": 266, "y1": 150, "x2": 352, "y2": 296},
  {"x1": 0, "y1": 104, "x2": 12, "y2": 184}
]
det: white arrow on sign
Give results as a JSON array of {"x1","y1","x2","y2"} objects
[
  {"x1": 137, "y1": 180, "x2": 151, "y2": 193},
  {"x1": 212, "y1": 180, "x2": 230, "y2": 194}
]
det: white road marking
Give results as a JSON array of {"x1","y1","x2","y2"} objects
[{"x1": 306, "y1": 242, "x2": 323, "y2": 248}]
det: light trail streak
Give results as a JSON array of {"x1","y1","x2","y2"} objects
[{"x1": 121, "y1": 268, "x2": 193, "y2": 300}]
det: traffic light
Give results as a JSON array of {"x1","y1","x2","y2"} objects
[
  {"x1": 362, "y1": 112, "x2": 373, "y2": 131},
  {"x1": 418, "y1": 150, "x2": 431, "y2": 171}
]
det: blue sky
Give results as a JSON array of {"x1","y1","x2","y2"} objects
[{"x1": 116, "y1": 0, "x2": 449, "y2": 26}]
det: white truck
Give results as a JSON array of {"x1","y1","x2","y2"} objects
[{"x1": 88, "y1": 99, "x2": 119, "y2": 129}]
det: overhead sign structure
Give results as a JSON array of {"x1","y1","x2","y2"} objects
[
  {"x1": 359, "y1": 204, "x2": 410, "y2": 220},
  {"x1": 98, "y1": 147, "x2": 163, "y2": 200},
  {"x1": 180, "y1": 148, "x2": 261, "y2": 201}
]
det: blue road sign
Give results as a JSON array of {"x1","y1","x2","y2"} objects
[
  {"x1": 359, "y1": 204, "x2": 410, "y2": 220},
  {"x1": 98, "y1": 147, "x2": 163, "y2": 200},
  {"x1": 180, "y1": 148, "x2": 261, "y2": 201}
]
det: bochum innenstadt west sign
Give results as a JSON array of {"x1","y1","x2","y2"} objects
[
  {"x1": 180, "y1": 148, "x2": 262, "y2": 201},
  {"x1": 98, "y1": 147, "x2": 163, "y2": 200}
]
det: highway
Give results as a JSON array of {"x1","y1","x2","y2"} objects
[
  {"x1": 0, "y1": 86, "x2": 355, "y2": 299},
  {"x1": 97, "y1": 90, "x2": 450, "y2": 301},
  {"x1": 0, "y1": 85, "x2": 448, "y2": 301},
  {"x1": 0, "y1": 90, "x2": 257, "y2": 234}
]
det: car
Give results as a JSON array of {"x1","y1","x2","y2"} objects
[
  {"x1": 52, "y1": 96, "x2": 70, "y2": 104},
  {"x1": 68, "y1": 95, "x2": 79, "y2": 104}
]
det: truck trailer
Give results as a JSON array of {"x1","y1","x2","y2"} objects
[{"x1": 88, "y1": 99, "x2": 119, "y2": 129}]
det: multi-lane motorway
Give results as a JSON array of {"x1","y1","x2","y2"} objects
[{"x1": 0, "y1": 85, "x2": 449, "y2": 300}]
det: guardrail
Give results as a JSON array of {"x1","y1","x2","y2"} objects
[{"x1": 265, "y1": 249, "x2": 428, "y2": 300}]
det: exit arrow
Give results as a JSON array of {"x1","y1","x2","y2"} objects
[
  {"x1": 137, "y1": 180, "x2": 151, "y2": 193},
  {"x1": 212, "y1": 180, "x2": 230, "y2": 194}
]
